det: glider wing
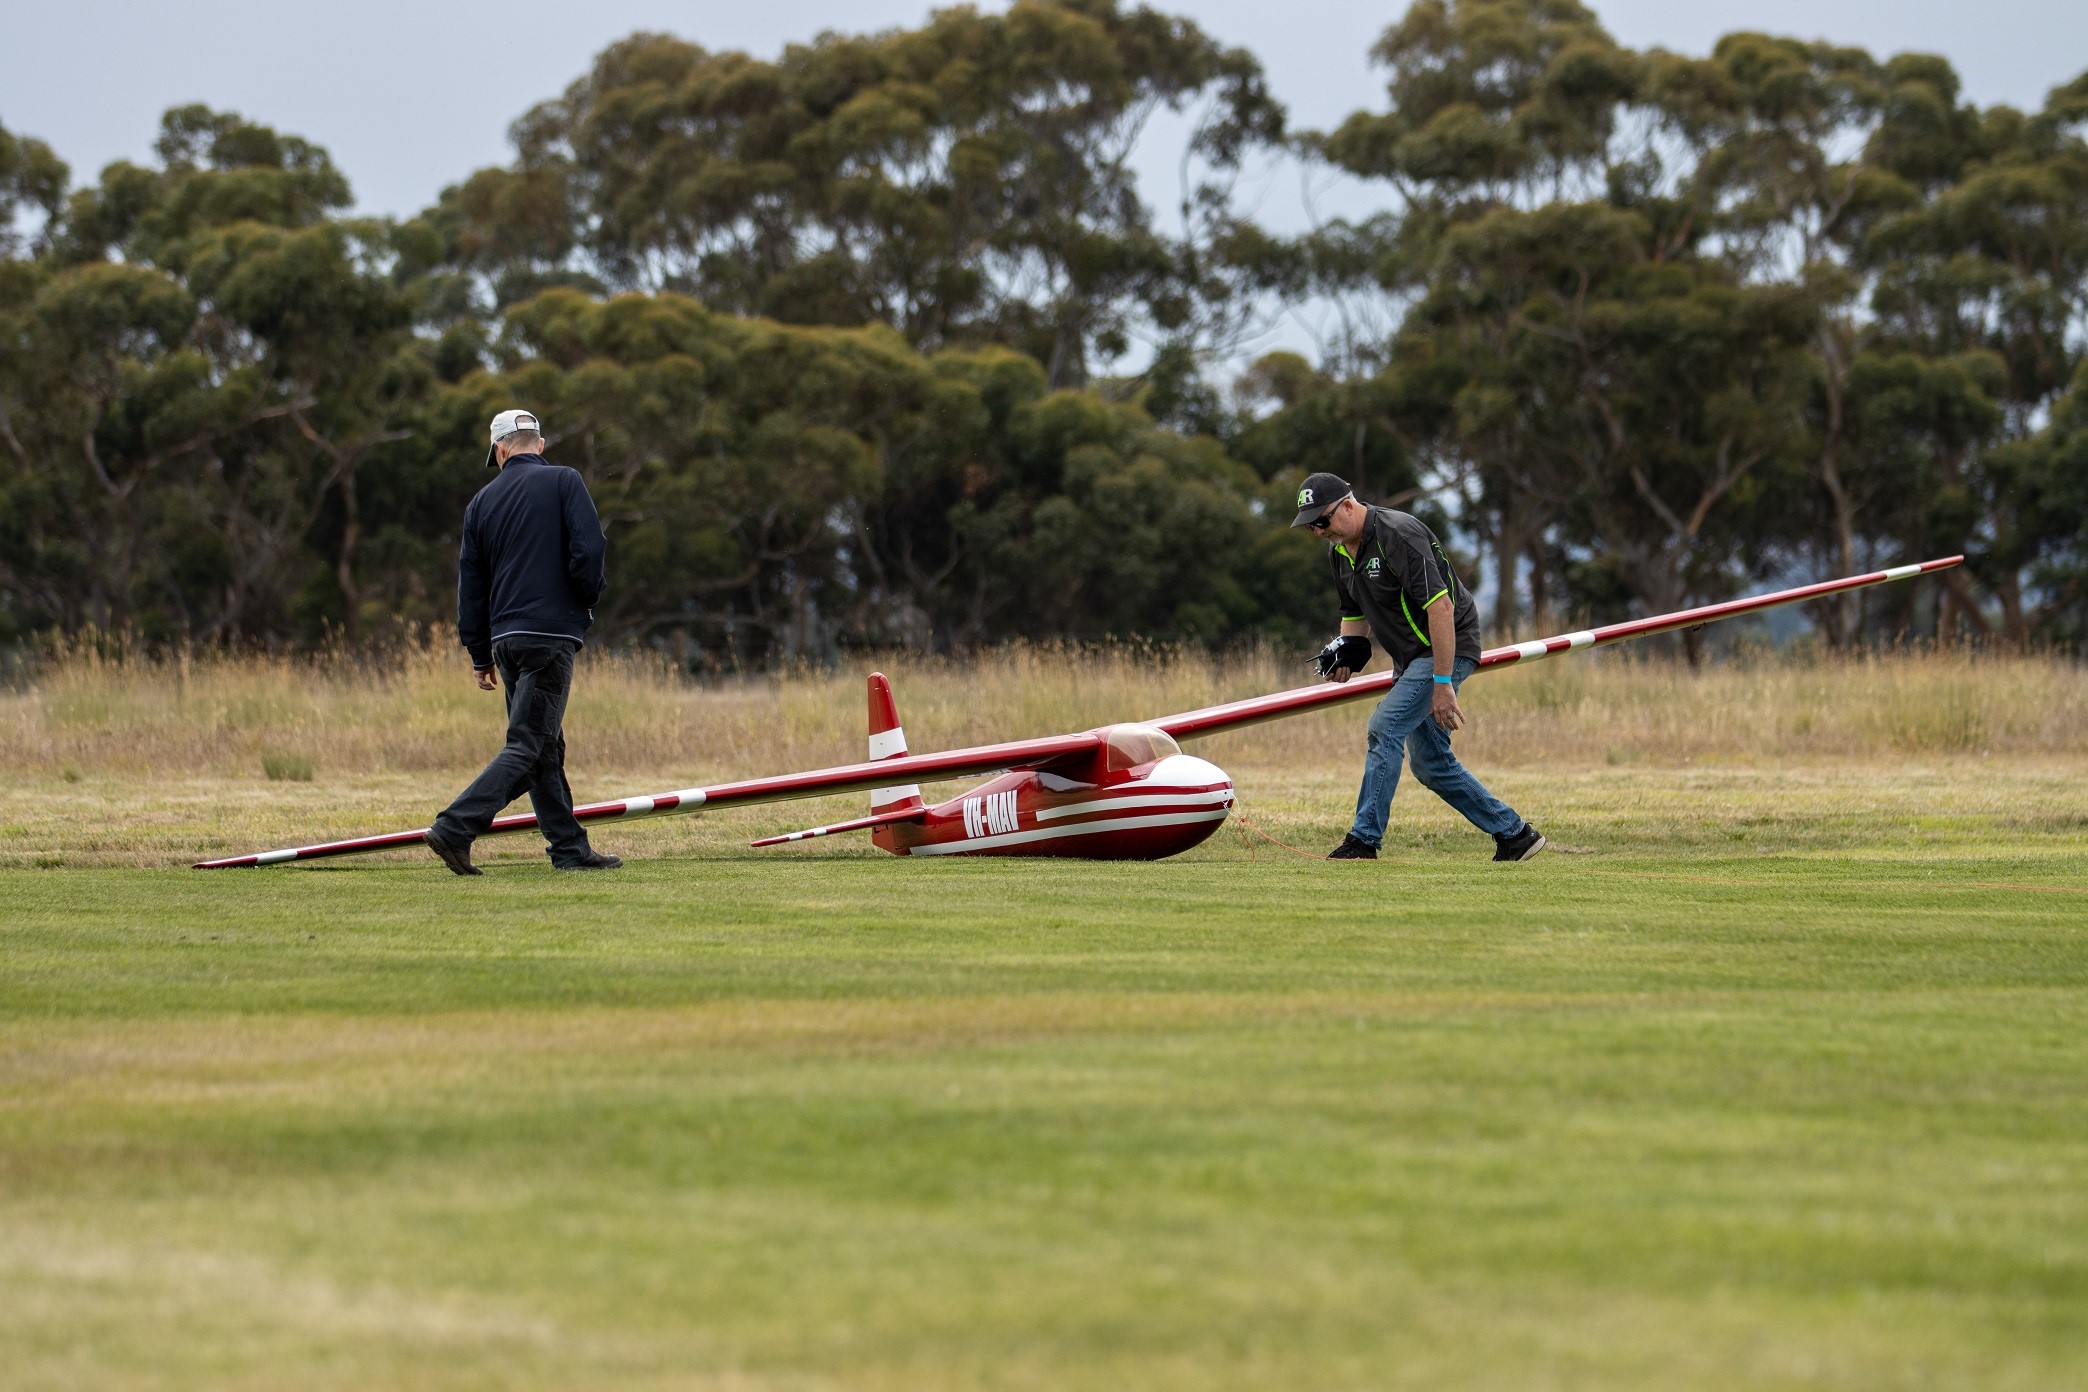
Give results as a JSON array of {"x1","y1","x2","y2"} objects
[
  {"x1": 1149, "y1": 557, "x2": 1964, "y2": 742},
  {"x1": 193, "y1": 730, "x2": 1100, "y2": 868}
]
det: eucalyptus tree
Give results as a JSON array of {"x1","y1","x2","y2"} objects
[
  {"x1": 1858, "y1": 70, "x2": 2088, "y2": 641},
  {"x1": 1621, "y1": 38, "x2": 1863, "y2": 639},
  {"x1": 1299, "y1": 0, "x2": 1660, "y2": 633},
  {"x1": 0, "y1": 106, "x2": 427, "y2": 641},
  {"x1": 1315, "y1": 0, "x2": 1634, "y2": 208},
  {"x1": 424, "y1": 0, "x2": 1283, "y2": 388},
  {"x1": 4, "y1": 13, "x2": 2081, "y2": 657},
  {"x1": 1407, "y1": 200, "x2": 1816, "y2": 633},
  {"x1": 419, "y1": 284, "x2": 1310, "y2": 659},
  {"x1": 1286, "y1": 0, "x2": 2088, "y2": 644},
  {"x1": 0, "y1": 122, "x2": 65, "y2": 256},
  {"x1": 2019, "y1": 352, "x2": 2088, "y2": 644}
]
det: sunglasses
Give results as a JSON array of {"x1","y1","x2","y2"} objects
[{"x1": 1307, "y1": 512, "x2": 1336, "y2": 532}]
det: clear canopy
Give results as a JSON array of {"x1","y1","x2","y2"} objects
[{"x1": 1100, "y1": 723, "x2": 1180, "y2": 773}]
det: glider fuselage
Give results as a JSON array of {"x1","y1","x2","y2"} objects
[{"x1": 874, "y1": 750, "x2": 1234, "y2": 859}]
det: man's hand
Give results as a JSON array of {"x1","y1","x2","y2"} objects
[
  {"x1": 475, "y1": 667, "x2": 498, "y2": 692},
  {"x1": 1431, "y1": 680, "x2": 1464, "y2": 731},
  {"x1": 1314, "y1": 635, "x2": 1371, "y2": 682}
]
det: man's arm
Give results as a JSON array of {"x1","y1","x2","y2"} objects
[
  {"x1": 562, "y1": 470, "x2": 607, "y2": 608},
  {"x1": 1317, "y1": 553, "x2": 1370, "y2": 681},
  {"x1": 1426, "y1": 594, "x2": 1463, "y2": 730},
  {"x1": 456, "y1": 501, "x2": 493, "y2": 674}
]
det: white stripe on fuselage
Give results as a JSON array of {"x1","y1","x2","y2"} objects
[
  {"x1": 907, "y1": 807, "x2": 1230, "y2": 855},
  {"x1": 1033, "y1": 788, "x2": 1234, "y2": 820}
]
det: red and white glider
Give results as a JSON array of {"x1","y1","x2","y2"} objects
[{"x1": 194, "y1": 557, "x2": 1961, "y2": 868}]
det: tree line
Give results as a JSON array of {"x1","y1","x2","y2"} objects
[{"x1": 2, "y1": 0, "x2": 2084, "y2": 661}]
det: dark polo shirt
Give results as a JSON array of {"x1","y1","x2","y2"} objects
[{"x1": 1330, "y1": 506, "x2": 1481, "y2": 671}]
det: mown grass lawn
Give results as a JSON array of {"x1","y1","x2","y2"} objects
[{"x1": 4, "y1": 783, "x2": 2086, "y2": 1389}]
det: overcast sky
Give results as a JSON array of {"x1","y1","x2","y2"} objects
[{"x1": 9, "y1": 0, "x2": 2083, "y2": 218}]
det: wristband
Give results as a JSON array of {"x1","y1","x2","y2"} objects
[{"x1": 1433, "y1": 673, "x2": 1453, "y2": 685}]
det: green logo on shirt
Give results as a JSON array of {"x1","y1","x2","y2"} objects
[{"x1": 1364, "y1": 556, "x2": 1381, "y2": 576}]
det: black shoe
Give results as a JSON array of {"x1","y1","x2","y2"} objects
[
  {"x1": 1493, "y1": 823, "x2": 1546, "y2": 862},
  {"x1": 557, "y1": 851, "x2": 622, "y2": 872},
  {"x1": 1327, "y1": 833, "x2": 1378, "y2": 860},
  {"x1": 424, "y1": 830, "x2": 482, "y2": 876}
]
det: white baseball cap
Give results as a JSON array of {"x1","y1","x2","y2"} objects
[{"x1": 485, "y1": 409, "x2": 541, "y2": 468}]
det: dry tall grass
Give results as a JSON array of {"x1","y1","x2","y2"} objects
[{"x1": 4, "y1": 637, "x2": 2084, "y2": 783}]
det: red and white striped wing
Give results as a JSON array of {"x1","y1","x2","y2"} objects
[
  {"x1": 1150, "y1": 557, "x2": 1964, "y2": 742},
  {"x1": 193, "y1": 731, "x2": 1102, "y2": 868}
]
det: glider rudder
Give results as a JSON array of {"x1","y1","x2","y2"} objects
[{"x1": 867, "y1": 672, "x2": 925, "y2": 816}]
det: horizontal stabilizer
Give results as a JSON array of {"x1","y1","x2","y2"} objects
[{"x1": 750, "y1": 805, "x2": 927, "y2": 848}]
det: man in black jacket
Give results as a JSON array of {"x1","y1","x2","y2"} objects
[{"x1": 424, "y1": 409, "x2": 620, "y2": 875}]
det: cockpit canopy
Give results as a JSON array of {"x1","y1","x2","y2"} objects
[{"x1": 1099, "y1": 723, "x2": 1180, "y2": 773}]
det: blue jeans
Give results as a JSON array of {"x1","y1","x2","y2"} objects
[{"x1": 1350, "y1": 655, "x2": 1523, "y2": 847}]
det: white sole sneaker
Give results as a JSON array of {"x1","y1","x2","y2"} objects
[{"x1": 1493, "y1": 829, "x2": 1546, "y2": 862}]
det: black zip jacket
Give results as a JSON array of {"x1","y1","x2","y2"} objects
[{"x1": 456, "y1": 454, "x2": 607, "y2": 669}]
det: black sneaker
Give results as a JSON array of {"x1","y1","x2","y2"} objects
[
  {"x1": 424, "y1": 830, "x2": 482, "y2": 876},
  {"x1": 1493, "y1": 823, "x2": 1546, "y2": 862},
  {"x1": 1327, "y1": 833, "x2": 1378, "y2": 860},
  {"x1": 557, "y1": 851, "x2": 623, "y2": 872}
]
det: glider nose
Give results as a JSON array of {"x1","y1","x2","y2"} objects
[{"x1": 1124, "y1": 752, "x2": 1235, "y2": 857}]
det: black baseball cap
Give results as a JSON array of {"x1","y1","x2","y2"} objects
[{"x1": 1289, "y1": 472, "x2": 1353, "y2": 527}]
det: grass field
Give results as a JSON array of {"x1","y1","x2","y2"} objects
[{"x1": 5, "y1": 650, "x2": 2087, "y2": 1388}]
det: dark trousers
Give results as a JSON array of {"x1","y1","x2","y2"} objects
[{"x1": 432, "y1": 637, "x2": 592, "y2": 866}]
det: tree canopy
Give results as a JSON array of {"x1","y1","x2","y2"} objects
[{"x1": 2, "y1": 0, "x2": 2083, "y2": 660}]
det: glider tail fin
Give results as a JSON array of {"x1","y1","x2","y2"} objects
[{"x1": 867, "y1": 672, "x2": 924, "y2": 815}]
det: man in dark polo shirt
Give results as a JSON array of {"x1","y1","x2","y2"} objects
[
  {"x1": 423, "y1": 409, "x2": 621, "y2": 876},
  {"x1": 1293, "y1": 472, "x2": 1544, "y2": 862}
]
